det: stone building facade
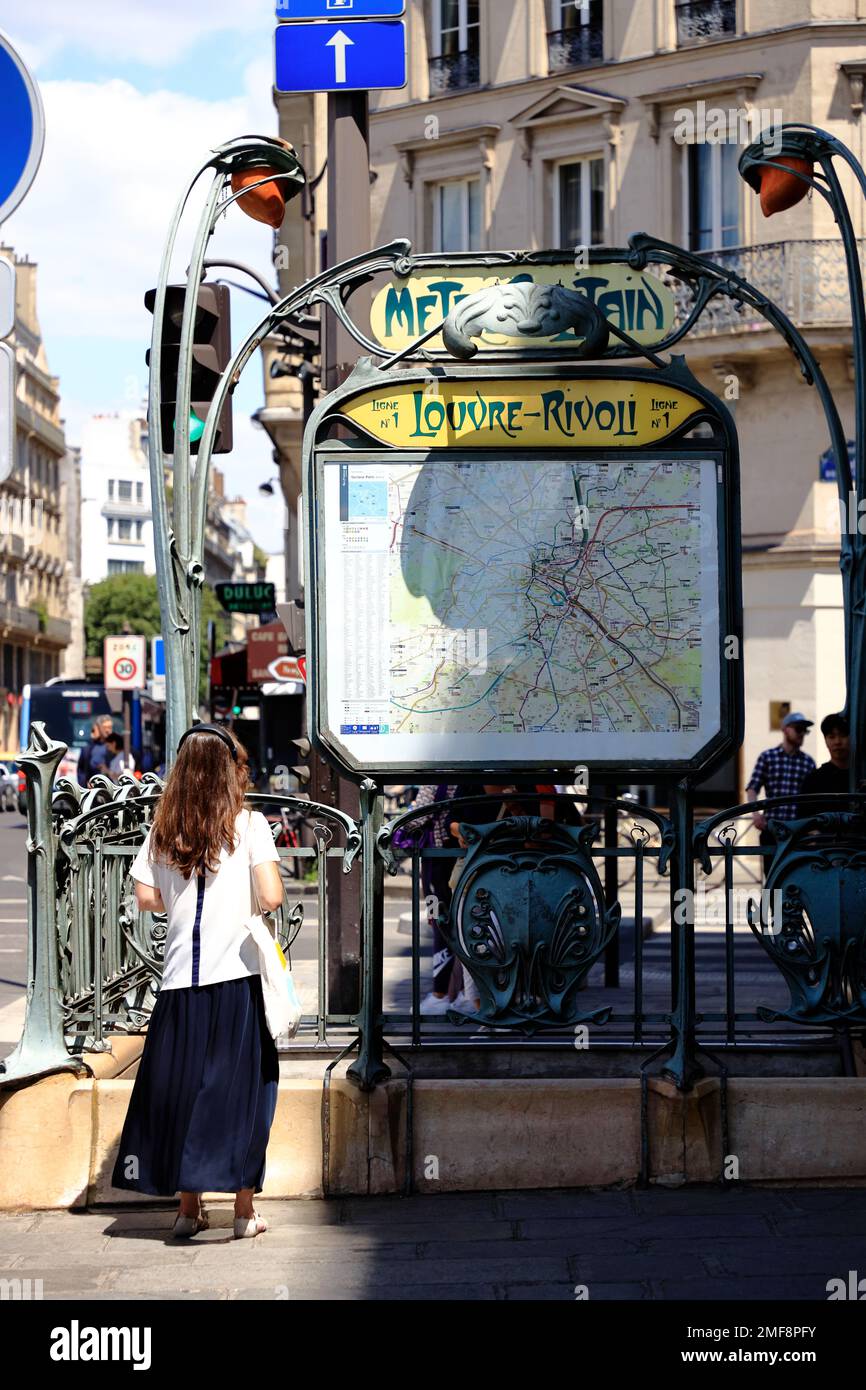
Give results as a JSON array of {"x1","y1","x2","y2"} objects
[{"x1": 0, "y1": 248, "x2": 75, "y2": 752}]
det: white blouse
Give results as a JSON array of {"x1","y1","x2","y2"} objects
[{"x1": 130, "y1": 808, "x2": 281, "y2": 991}]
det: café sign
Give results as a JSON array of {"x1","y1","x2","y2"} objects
[{"x1": 369, "y1": 262, "x2": 676, "y2": 355}]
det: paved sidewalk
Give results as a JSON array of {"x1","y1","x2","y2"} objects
[{"x1": 2, "y1": 1186, "x2": 865, "y2": 1300}]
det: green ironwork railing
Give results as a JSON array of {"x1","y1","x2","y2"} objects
[
  {"x1": 0, "y1": 725, "x2": 359, "y2": 1083},
  {"x1": 4, "y1": 741, "x2": 865, "y2": 1095}
]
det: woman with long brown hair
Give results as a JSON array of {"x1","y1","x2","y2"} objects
[{"x1": 111, "y1": 723, "x2": 284, "y2": 1238}]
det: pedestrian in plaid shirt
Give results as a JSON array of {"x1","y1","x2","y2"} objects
[{"x1": 746, "y1": 711, "x2": 816, "y2": 876}]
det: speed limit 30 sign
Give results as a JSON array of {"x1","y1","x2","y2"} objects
[{"x1": 104, "y1": 635, "x2": 147, "y2": 690}]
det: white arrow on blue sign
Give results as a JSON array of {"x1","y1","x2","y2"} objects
[
  {"x1": 0, "y1": 32, "x2": 45, "y2": 226},
  {"x1": 276, "y1": 0, "x2": 405, "y2": 18},
  {"x1": 275, "y1": 19, "x2": 407, "y2": 92}
]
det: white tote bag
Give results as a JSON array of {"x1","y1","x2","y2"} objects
[
  {"x1": 246, "y1": 913, "x2": 302, "y2": 1041},
  {"x1": 247, "y1": 832, "x2": 302, "y2": 1040}
]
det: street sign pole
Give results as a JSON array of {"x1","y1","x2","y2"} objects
[{"x1": 318, "y1": 86, "x2": 372, "y2": 1013}]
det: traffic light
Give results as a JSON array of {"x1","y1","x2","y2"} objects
[
  {"x1": 291, "y1": 736, "x2": 311, "y2": 787},
  {"x1": 144, "y1": 282, "x2": 233, "y2": 455}
]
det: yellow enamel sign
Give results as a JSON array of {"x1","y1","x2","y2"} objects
[
  {"x1": 369, "y1": 263, "x2": 677, "y2": 353},
  {"x1": 340, "y1": 379, "x2": 705, "y2": 449}
]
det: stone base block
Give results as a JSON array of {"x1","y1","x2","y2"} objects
[{"x1": 2, "y1": 1068, "x2": 866, "y2": 1207}]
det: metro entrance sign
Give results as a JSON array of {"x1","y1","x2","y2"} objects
[
  {"x1": 305, "y1": 359, "x2": 743, "y2": 782},
  {"x1": 276, "y1": 0, "x2": 405, "y2": 16},
  {"x1": 274, "y1": 19, "x2": 407, "y2": 92}
]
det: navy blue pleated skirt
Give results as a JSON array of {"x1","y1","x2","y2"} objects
[{"x1": 111, "y1": 973, "x2": 279, "y2": 1197}]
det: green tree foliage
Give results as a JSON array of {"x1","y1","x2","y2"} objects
[{"x1": 84, "y1": 574, "x2": 231, "y2": 702}]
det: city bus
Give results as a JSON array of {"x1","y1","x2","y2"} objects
[{"x1": 19, "y1": 679, "x2": 114, "y2": 792}]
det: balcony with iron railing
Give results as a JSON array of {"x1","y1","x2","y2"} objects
[
  {"x1": 42, "y1": 614, "x2": 72, "y2": 646},
  {"x1": 0, "y1": 600, "x2": 39, "y2": 636},
  {"x1": 668, "y1": 238, "x2": 865, "y2": 338},
  {"x1": 676, "y1": 0, "x2": 736, "y2": 45},
  {"x1": 547, "y1": 18, "x2": 604, "y2": 73},
  {"x1": 428, "y1": 47, "x2": 480, "y2": 95}
]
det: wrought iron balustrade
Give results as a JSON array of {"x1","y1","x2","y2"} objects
[
  {"x1": 0, "y1": 726, "x2": 361, "y2": 1082},
  {"x1": 376, "y1": 790, "x2": 866, "y2": 1076},
  {"x1": 676, "y1": 0, "x2": 736, "y2": 44},
  {"x1": 428, "y1": 49, "x2": 480, "y2": 94},
  {"x1": 547, "y1": 21, "x2": 604, "y2": 73},
  {"x1": 665, "y1": 239, "x2": 866, "y2": 337},
  {"x1": 6, "y1": 729, "x2": 866, "y2": 1090}
]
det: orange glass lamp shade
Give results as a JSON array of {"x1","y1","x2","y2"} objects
[
  {"x1": 758, "y1": 156, "x2": 813, "y2": 217},
  {"x1": 230, "y1": 167, "x2": 289, "y2": 228}
]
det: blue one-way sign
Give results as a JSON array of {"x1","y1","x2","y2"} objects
[
  {"x1": 276, "y1": 1, "x2": 405, "y2": 18},
  {"x1": 0, "y1": 34, "x2": 45, "y2": 226},
  {"x1": 275, "y1": 20, "x2": 407, "y2": 92}
]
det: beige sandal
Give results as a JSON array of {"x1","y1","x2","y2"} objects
[
  {"x1": 234, "y1": 1209, "x2": 268, "y2": 1239},
  {"x1": 172, "y1": 1199, "x2": 209, "y2": 1237}
]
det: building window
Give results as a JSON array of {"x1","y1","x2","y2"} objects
[
  {"x1": 107, "y1": 479, "x2": 114, "y2": 499},
  {"x1": 429, "y1": 0, "x2": 480, "y2": 93},
  {"x1": 433, "y1": 177, "x2": 482, "y2": 252},
  {"x1": 685, "y1": 141, "x2": 740, "y2": 250},
  {"x1": 548, "y1": 0, "x2": 603, "y2": 73},
  {"x1": 117, "y1": 479, "x2": 133, "y2": 502},
  {"x1": 108, "y1": 559, "x2": 145, "y2": 575},
  {"x1": 136, "y1": 480, "x2": 143, "y2": 503},
  {"x1": 557, "y1": 157, "x2": 605, "y2": 248},
  {"x1": 135, "y1": 520, "x2": 143, "y2": 541},
  {"x1": 117, "y1": 518, "x2": 132, "y2": 541},
  {"x1": 106, "y1": 518, "x2": 114, "y2": 539},
  {"x1": 676, "y1": 0, "x2": 736, "y2": 45}
]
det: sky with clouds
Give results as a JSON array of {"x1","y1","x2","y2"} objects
[{"x1": 0, "y1": 0, "x2": 288, "y2": 552}]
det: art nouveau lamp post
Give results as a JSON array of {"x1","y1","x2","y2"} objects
[
  {"x1": 739, "y1": 125, "x2": 866, "y2": 790},
  {"x1": 146, "y1": 135, "x2": 306, "y2": 763}
]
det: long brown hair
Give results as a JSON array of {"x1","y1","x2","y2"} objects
[{"x1": 150, "y1": 728, "x2": 250, "y2": 878}]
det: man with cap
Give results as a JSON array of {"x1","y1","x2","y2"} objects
[{"x1": 746, "y1": 712, "x2": 816, "y2": 876}]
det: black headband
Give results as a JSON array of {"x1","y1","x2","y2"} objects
[{"x1": 176, "y1": 722, "x2": 238, "y2": 762}]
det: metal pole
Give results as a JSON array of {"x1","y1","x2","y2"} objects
[
  {"x1": 737, "y1": 126, "x2": 866, "y2": 788},
  {"x1": 603, "y1": 784, "x2": 620, "y2": 987},
  {"x1": 665, "y1": 779, "x2": 702, "y2": 1090},
  {"x1": 207, "y1": 619, "x2": 216, "y2": 722},
  {"x1": 122, "y1": 689, "x2": 131, "y2": 763},
  {"x1": 347, "y1": 779, "x2": 390, "y2": 1090},
  {"x1": 320, "y1": 90, "x2": 372, "y2": 1014},
  {"x1": 818, "y1": 156, "x2": 866, "y2": 790}
]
